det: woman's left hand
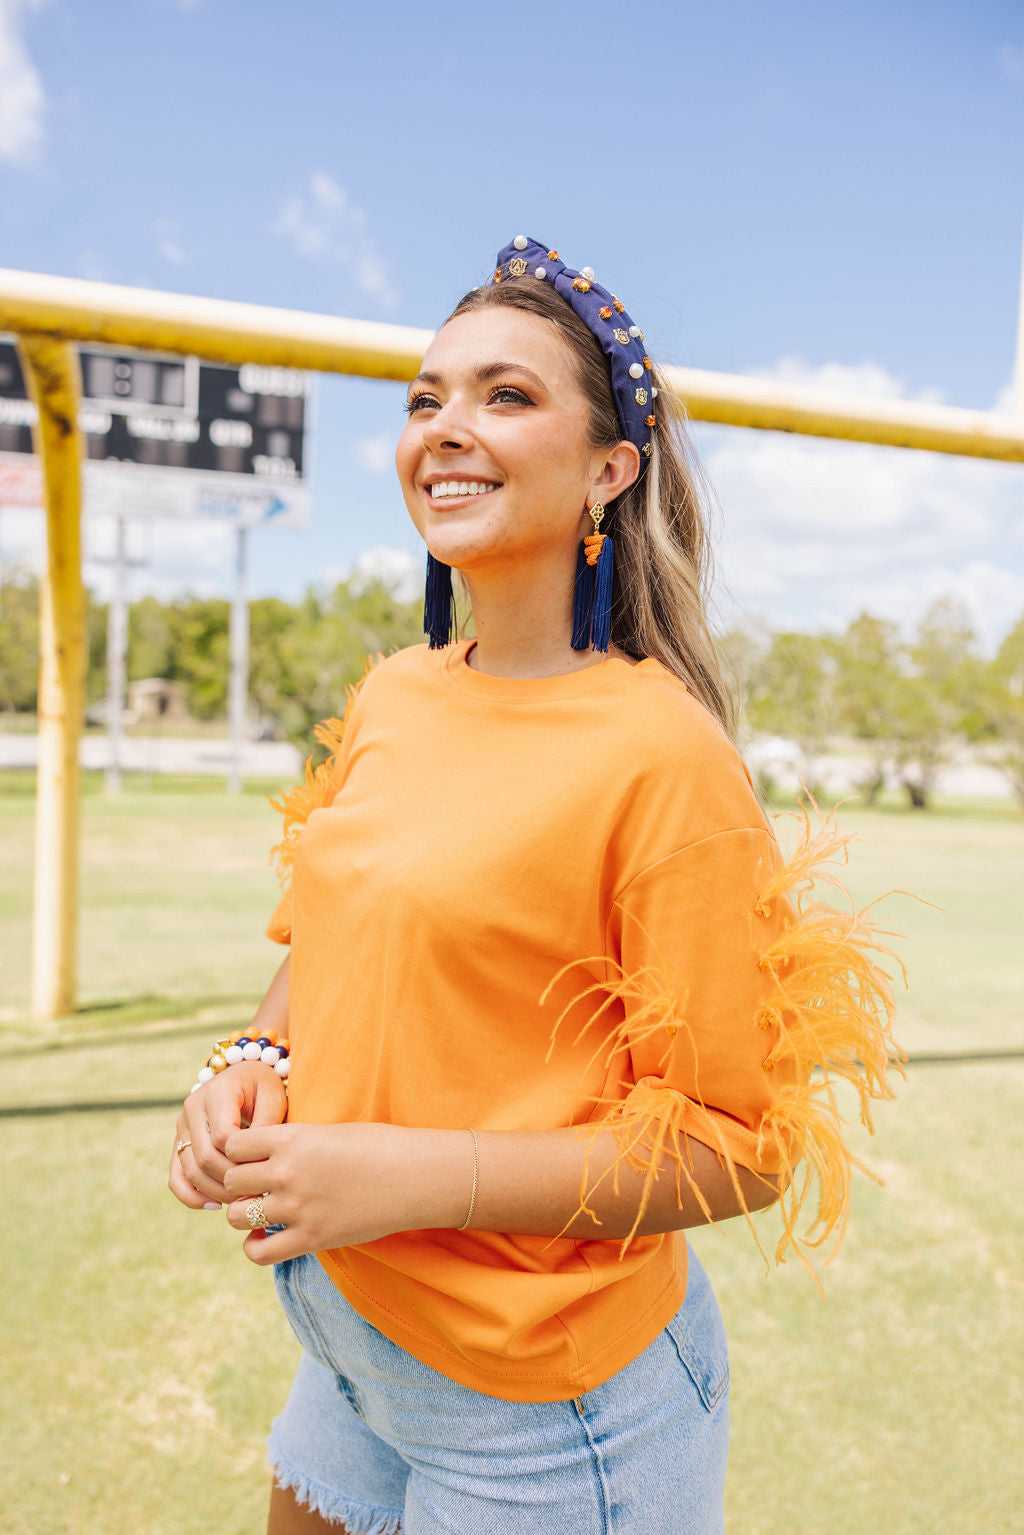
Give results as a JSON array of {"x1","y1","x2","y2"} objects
[{"x1": 221, "y1": 1121, "x2": 458, "y2": 1264}]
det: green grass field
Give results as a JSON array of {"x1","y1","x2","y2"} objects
[{"x1": 2, "y1": 775, "x2": 1022, "y2": 1533}]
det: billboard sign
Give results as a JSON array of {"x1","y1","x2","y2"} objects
[{"x1": 0, "y1": 340, "x2": 310, "y2": 528}]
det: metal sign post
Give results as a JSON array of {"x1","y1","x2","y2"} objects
[{"x1": 228, "y1": 525, "x2": 249, "y2": 795}]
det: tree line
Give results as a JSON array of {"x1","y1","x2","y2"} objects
[
  {"x1": 726, "y1": 597, "x2": 1024, "y2": 809},
  {"x1": 1, "y1": 570, "x2": 1022, "y2": 808}
]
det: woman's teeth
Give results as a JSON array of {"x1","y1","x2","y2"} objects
[{"x1": 429, "y1": 481, "x2": 498, "y2": 500}]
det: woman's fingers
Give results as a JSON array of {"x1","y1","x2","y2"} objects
[
  {"x1": 222, "y1": 1156, "x2": 275, "y2": 1203},
  {"x1": 225, "y1": 1192, "x2": 276, "y2": 1232},
  {"x1": 206, "y1": 1066, "x2": 287, "y2": 1152},
  {"x1": 168, "y1": 1114, "x2": 223, "y2": 1210},
  {"x1": 241, "y1": 1227, "x2": 295, "y2": 1265},
  {"x1": 224, "y1": 1123, "x2": 284, "y2": 1163},
  {"x1": 172, "y1": 1086, "x2": 239, "y2": 1202},
  {"x1": 180, "y1": 1100, "x2": 236, "y2": 1200}
]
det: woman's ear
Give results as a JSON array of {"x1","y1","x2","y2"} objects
[{"x1": 591, "y1": 440, "x2": 641, "y2": 504}]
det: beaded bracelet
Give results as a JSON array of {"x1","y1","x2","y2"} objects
[{"x1": 189, "y1": 1028, "x2": 290, "y2": 1097}]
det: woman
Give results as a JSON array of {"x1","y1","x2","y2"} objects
[{"x1": 169, "y1": 237, "x2": 899, "y2": 1535}]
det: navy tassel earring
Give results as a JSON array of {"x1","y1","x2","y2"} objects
[
  {"x1": 570, "y1": 539, "x2": 593, "y2": 649},
  {"x1": 591, "y1": 527, "x2": 614, "y2": 653},
  {"x1": 571, "y1": 502, "x2": 613, "y2": 653},
  {"x1": 424, "y1": 552, "x2": 455, "y2": 648}
]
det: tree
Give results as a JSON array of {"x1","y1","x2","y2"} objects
[
  {"x1": 0, "y1": 566, "x2": 40, "y2": 713},
  {"x1": 744, "y1": 630, "x2": 839, "y2": 799},
  {"x1": 892, "y1": 597, "x2": 981, "y2": 809},
  {"x1": 167, "y1": 597, "x2": 230, "y2": 719},
  {"x1": 833, "y1": 613, "x2": 903, "y2": 805},
  {"x1": 0, "y1": 567, "x2": 106, "y2": 712},
  {"x1": 128, "y1": 594, "x2": 176, "y2": 683},
  {"x1": 717, "y1": 619, "x2": 771, "y2": 747},
  {"x1": 981, "y1": 613, "x2": 1024, "y2": 807},
  {"x1": 277, "y1": 579, "x2": 423, "y2": 748}
]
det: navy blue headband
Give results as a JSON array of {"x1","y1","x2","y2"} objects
[{"x1": 492, "y1": 235, "x2": 656, "y2": 466}]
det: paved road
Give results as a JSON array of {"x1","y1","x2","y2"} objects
[{"x1": 0, "y1": 733, "x2": 303, "y2": 779}]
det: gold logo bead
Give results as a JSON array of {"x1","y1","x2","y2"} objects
[
  {"x1": 508, "y1": 258, "x2": 528, "y2": 276},
  {"x1": 613, "y1": 328, "x2": 629, "y2": 344},
  {"x1": 641, "y1": 442, "x2": 652, "y2": 456},
  {"x1": 634, "y1": 387, "x2": 648, "y2": 405}
]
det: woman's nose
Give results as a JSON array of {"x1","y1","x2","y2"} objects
[{"x1": 421, "y1": 399, "x2": 470, "y2": 453}]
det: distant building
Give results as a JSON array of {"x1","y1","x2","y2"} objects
[{"x1": 127, "y1": 678, "x2": 190, "y2": 724}]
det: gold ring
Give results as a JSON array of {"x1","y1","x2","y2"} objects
[
  {"x1": 176, "y1": 1139, "x2": 192, "y2": 1156},
  {"x1": 246, "y1": 1196, "x2": 269, "y2": 1230}
]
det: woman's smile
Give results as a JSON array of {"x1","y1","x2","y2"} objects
[{"x1": 423, "y1": 477, "x2": 503, "y2": 505}]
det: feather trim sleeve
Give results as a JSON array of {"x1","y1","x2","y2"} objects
[
  {"x1": 542, "y1": 806, "x2": 905, "y2": 1275},
  {"x1": 264, "y1": 658, "x2": 380, "y2": 943}
]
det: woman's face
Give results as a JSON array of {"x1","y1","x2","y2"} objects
[{"x1": 396, "y1": 306, "x2": 611, "y2": 577}]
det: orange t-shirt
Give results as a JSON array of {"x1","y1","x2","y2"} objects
[{"x1": 268, "y1": 639, "x2": 794, "y2": 1402}]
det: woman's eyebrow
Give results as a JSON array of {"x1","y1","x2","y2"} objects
[{"x1": 475, "y1": 362, "x2": 545, "y2": 387}]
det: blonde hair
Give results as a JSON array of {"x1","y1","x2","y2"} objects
[{"x1": 447, "y1": 280, "x2": 735, "y2": 736}]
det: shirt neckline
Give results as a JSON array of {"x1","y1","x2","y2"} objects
[{"x1": 441, "y1": 639, "x2": 663, "y2": 701}]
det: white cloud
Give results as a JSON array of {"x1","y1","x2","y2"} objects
[
  {"x1": 699, "y1": 357, "x2": 1024, "y2": 652},
  {"x1": 758, "y1": 356, "x2": 943, "y2": 403},
  {"x1": 354, "y1": 433, "x2": 394, "y2": 475},
  {"x1": 273, "y1": 172, "x2": 398, "y2": 309},
  {"x1": 346, "y1": 544, "x2": 421, "y2": 603},
  {"x1": 996, "y1": 42, "x2": 1024, "y2": 83},
  {"x1": 0, "y1": 0, "x2": 44, "y2": 163},
  {"x1": 152, "y1": 216, "x2": 188, "y2": 267}
]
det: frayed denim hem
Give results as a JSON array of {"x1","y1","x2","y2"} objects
[{"x1": 267, "y1": 1426, "x2": 404, "y2": 1534}]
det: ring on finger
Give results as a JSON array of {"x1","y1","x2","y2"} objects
[
  {"x1": 176, "y1": 1139, "x2": 192, "y2": 1156},
  {"x1": 246, "y1": 1195, "x2": 270, "y2": 1230}
]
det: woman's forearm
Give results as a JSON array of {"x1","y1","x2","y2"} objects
[
  {"x1": 394, "y1": 1123, "x2": 779, "y2": 1241},
  {"x1": 250, "y1": 953, "x2": 290, "y2": 1037}
]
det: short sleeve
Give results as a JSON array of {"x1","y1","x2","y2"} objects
[
  {"x1": 607, "y1": 828, "x2": 789, "y2": 1177},
  {"x1": 560, "y1": 813, "x2": 903, "y2": 1268}
]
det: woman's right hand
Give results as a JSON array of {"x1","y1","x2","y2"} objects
[{"x1": 168, "y1": 1062, "x2": 288, "y2": 1210}]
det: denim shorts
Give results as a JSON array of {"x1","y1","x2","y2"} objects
[{"x1": 268, "y1": 1245, "x2": 729, "y2": 1534}]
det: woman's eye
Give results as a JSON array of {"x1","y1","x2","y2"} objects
[
  {"x1": 489, "y1": 386, "x2": 531, "y2": 406},
  {"x1": 405, "y1": 393, "x2": 439, "y2": 413}
]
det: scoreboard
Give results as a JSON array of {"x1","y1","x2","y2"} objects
[{"x1": 0, "y1": 341, "x2": 310, "y2": 527}]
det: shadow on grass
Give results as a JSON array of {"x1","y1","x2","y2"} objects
[
  {"x1": 0, "y1": 1095, "x2": 185, "y2": 1118},
  {"x1": 4, "y1": 992, "x2": 263, "y2": 1055}
]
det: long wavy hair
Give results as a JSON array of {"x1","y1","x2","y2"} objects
[{"x1": 446, "y1": 279, "x2": 735, "y2": 736}]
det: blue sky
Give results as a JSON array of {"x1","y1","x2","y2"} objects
[{"x1": 2, "y1": 0, "x2": 1024, "y2": 647}]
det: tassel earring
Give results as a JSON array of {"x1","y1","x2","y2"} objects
[
  {"x1": 570, "y1": 502, "x2": 614, "y2": 653},
  {"x1": 424, "y1": 552, "x2": 455, "y2": 649}
]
